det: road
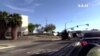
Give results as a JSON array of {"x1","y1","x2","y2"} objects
[{"x1": 0, "y1": 40, "x2": 73, "y2": 56}]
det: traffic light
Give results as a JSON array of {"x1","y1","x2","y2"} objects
[
  {"x1": 76, "y1": 25, "x2": 79, "y2": 28},
  {"x1": 71, "y1": 28, "x2": 74, "y2": 30},
  {"x1": 86, "y1": 24, "x2": 89, "y2": 26}
]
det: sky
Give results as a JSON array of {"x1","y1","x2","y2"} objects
[{"x1": 0, "y1": 0, "x2": 100, "y2": 32}]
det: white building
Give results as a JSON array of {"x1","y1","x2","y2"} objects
[{"x1": 20, "y1": 15, "x2": 28, "y2": 35}]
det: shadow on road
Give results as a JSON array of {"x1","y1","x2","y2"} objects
[
  {"x1": 34, "y1": 40, "x2": 61, "y2": 42},
  {"x1": 30, "y1": 52, "x2": 54, "y2": 56},
  {"x1": 30, "y1": 53, "x2": 48, "y2": 56}
]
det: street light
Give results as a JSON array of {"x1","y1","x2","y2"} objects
[
  {"x1": 44, "y1": 17, "x2": 48, "y2": 27},
  {"x1": 76, "y1": 24, "x2": 89, "y2": 28},
  {"x1": 67, "y1": 24, "x2": 89, "y2": 30}
]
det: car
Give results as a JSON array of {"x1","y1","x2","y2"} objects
[
  {"x1": 31, "y1": 31, "x2": 100, "y2": 56},
  {"x1": 31, "y1": 42, "x2": 100, "y2": 56},
  {"x1": 60, "y1": 29, "x2": 69, "y2": 40},
  {"x1": 80, "y1": 31, "x2": 100, "y2": 45}
]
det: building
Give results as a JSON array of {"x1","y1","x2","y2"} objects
[{"x1": 20, "y1": 15, "x2": 28, "y2": 35}]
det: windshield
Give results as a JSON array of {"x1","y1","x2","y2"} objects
[{"x1": 0, "y1": 0, "x2": 100, "y2": 56}]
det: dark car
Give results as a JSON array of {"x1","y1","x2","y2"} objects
[
  {"x1": 60, "y1": 30, "x2": 69, "y2": 40},
  {"x1": 31, "y1": 31, "x2": 100, "y2": 56},
  {"x1": 81, "y1": 31, "x2": 100, "y2": 45},
  {"x1": 31, "y1": 42, "x2": 100, "y2": 56}
]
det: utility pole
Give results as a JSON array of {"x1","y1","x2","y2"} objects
[
  {"x1": 45, "y1": 17, "x2": 48, "y2": 33},
  {"x1": 45, "y1": 17, "x2": 48, "y2": 26},
  {"x1": 65, "y1": 23, "x2": 67, "y2": 30},
  {"x1": 65, "y1": 20, "x2": 72, "y2": 30}
]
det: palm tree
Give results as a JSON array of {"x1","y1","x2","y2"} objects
[
  {"x1": 0, "y1": 11, "x2": 9, "y2": 39},
  {"x1": 8, "y1": 13, "x2": 22, "y2": 40}
]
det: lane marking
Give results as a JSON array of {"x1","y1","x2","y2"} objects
[{"x1": 0, "y1": 45, "x2": 15, "y2": 49}]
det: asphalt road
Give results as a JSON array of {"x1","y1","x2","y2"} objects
[{"x1": 0, "y1": 40, "x2": 73, "y2": 56}]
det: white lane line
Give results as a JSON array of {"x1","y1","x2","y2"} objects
[{"x1": 0, "y1": 45, "x2": 15, "y2": 49}]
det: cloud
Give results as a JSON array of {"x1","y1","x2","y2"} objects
[
  {"x1": 0, "y1": 0, "x2": 40, "y2": 13},
  {"x1": 5, "y1": 4, "x2": 34, "y2": 12}
]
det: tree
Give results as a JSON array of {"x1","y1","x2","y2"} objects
[
  {"x1": 44, "y1": 24, "x2": 56, "y2": 33},
  {"x1": 0, "y1": 11, "x2": 9, "y2": 39},
  {"x1": 91, "y1": 29, "x2": 99, "y2": 31},
  {"x1": 28, "y1": 23, "x2": 36, "y2": 34},
  {"x1": 35, "y1": 24, "x2": 41, "y2": 28},
  {"x1": 8, "y1": 13, "x2": 22, "y2": 40},
  {"x1": 36, "y1": 26, "x2": 44, "y2": 33}
]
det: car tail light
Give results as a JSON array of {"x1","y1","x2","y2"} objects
[{"x1": 80, "y1": 41, "x2": 88, "y2": 46}]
